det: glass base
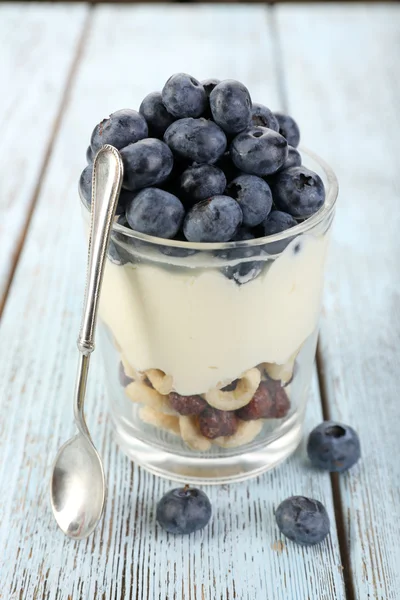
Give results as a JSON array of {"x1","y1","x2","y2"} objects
[{"x1": 111, "y1": 409, "x2": 304, "y2": 484}]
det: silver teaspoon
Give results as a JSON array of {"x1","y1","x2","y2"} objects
[{"x1": 50, "y1": 145, "x2": 123, "y2": 539}]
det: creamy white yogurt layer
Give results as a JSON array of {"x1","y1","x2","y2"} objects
[{"x1": 99, "y1": 233, "x2": 329, "y2": 395}]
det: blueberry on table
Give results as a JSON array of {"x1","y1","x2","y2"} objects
[
  {"x1": 307, "y1": 421, "x2": 361, "y2": 472},
  {"x1": 275, "y1": 496, "x2": 330, "y2": 546},
  {"x1": 180, "y1": 164, "x2": 226, "y2": 204},
  {"x1": 164, "y1": 118, "x2": 227, "y2": 164},
  {"x1": 126, "y1": 188, "x2": 184, "y2": 239},
  {"x1": 183, "y1": 195, "x2": 243, "y2": 242},
  {"x1": 156, "y1": 487, "x2": 212, "y2": 535},
  {"x1": 201, "y1": 78, "x2": 220, "y2": 97},
  {"x1": 162, "y1": 73, "x2": 207, "y2": 118},
  {"x1": 270, "y1": 166, "x2": 325, "y2": 218},
  {"x1": 198, "y1": 407, "x2": 238, "y2": 439},
  {"x1": 226, "y1": 174, "x2": 272, "y2": 227},
  {"x1": 274, "y1": 112, "x2": 301, "y2": 148},
  {"x1": 279, "y1": 145, "x2": 302, "y2": 171},
  {"x1": 90, "y1": 108, "x2": 148, "y2": 153},
  {"x1": 139, "y1": 91, "x2": 175, "y2": 138},
  {"x1": 120, "y1": 138, "x2": 173, "y2": 191},
  {"x1": 251, "y1": 103, "x2": 279, "y2": 131},
  {"x1": 230, "y1": 126, "x2": 288, "y2": 177},
  {"x1": 210, "y1": 79, "x2": 252, "y2": 134}
]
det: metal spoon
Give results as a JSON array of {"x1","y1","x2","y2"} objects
[{"x1": 50, "y1": 145, "x2": 123, "y2": 539}]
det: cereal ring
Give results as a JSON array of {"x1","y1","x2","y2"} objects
[
  {"x1": 212, "y1": 419, "x2": 263, "y2": 448},
  {"x1": 139, "y1": 406, "x2": 180, "y2": 436},
  {"x1": 179, "y1": 416, "x2": 212, "y2": 451},
  {"x1": 205, "y1": 368, "x2": 261, "y2": 411},
  {"x1": 145, "y1": 369, "x2": 173, "y2": 395},
  {"x1": 125, "y1": 381, "x2": 177, "y2": 415},
  {"x1": 121, "y1": 353, "x2": 142, "y2": 380},
  {"x1": 261, "y1": 350, "x2": 298, "y2": 386}
]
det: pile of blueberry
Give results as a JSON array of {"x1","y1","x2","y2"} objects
[
  {"x1": 80, "y1": 74, "x2": 325, "y2": 249},
  {"x1": 157, "y1": 422, "x2": 361, "y2": 546}
]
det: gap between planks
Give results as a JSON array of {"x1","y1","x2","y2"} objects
[
  {"x1": 0, "y1": 7, "x2": 93, "y2": 321},
  {"x1": 270, "y1": 5, "x2": 354, "y2": 599}
]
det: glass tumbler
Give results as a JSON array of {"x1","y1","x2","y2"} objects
[{"x1": 81, "y1": 148, "x2": 338, "y2": 483}]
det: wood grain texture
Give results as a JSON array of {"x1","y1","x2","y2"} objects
[
  {"x1": 276, "y1": 4, "x2": 400, "y2": 599},
  {"x1": 0, "y1": 3, "x2": 89, "y2": 314},
  {"x1": 0, "y1": 4, "x2": 346, "y2": 599}
]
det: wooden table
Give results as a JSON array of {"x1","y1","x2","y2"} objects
[{"x1": 0, "y1": 3, "x2": 399, "y2": 599}]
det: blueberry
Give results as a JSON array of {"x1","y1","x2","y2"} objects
[
  {"x1": 231, "y1": 127, "x2": 288, "y2": 176},
  {"x1": 216, "y1": 228, "x2": 262, "y2": 285},
  {"x1": 226, "y1": 174, "x2": 272, "y2": 227},
  {"x1": 164, "y1": 118, "x2": 227, "y2": 164},
  {"x1": 198, "y1": 408, "x2": 238, "y2": 439},
  {"x1": 274, "y1": 112, "x2": 300, "y2": 148},
  {"x1": 216, "y1": 151, "x2": 243, "y2": 182},
  {"x1": 139, "y1": 91, "x2": 175, "y2": 138},
  {"x1": 275, "y1": 496, "x2": 330, "y2": 546},
  {"x1": 307, "y1": 421, "x2": 361, "y2": 472},
  {"x1": 260, "y1": 210, "x2": 298, "y2": 253},
  {"x1": 158, "y1": 231, "x2": 198, "y2": 258},
  {"x1": 201, "y1": 78, "x2": 220, "y2": 97},
  {"x1": 120, "y1": 138, "x2": 173, "y2": 191},
  {"x1": 79, "y1": 164, "x2": 92, "y2": 208},
  {"x1": 162, "y1": 73, "x2": 207, "y2": 119},
  {"x1": 183, "y1": 196, "x2": 242, "y2": 243},
  {"x1": 180, "y1": 164, "x2": 226, "y2": 204},
  {"x1": 169, "y1": 392, "x2": 208, "y2": 415},
  {"x1": 156, "y1": 487, "x2": 212, "y2": 535},
  {"x1": 210, "y1": 80, "x2": 252, "y2": 134},
  {"x1": 108, "y1": 214, "x2": 136, "y2": 265},
  {"x1": 270, "y1": 166, "x2": 325, "y2": 218},
  {"x1": 126, "y1": 188, "x2": 184, "y2": 239},
  {"x1": 251, "y1": 103, "x2": 279, "y2": 131},
  {"x1": 278, "y1": 145, "x2": 302, "y2": 171},
  {"x1": 90, "y1": 109, "x2": 148, "y2": 153},
  {"x1": 86, "y1": 145, "x2": 94, "y2": 164}
]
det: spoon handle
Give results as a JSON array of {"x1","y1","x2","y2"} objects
[
  {"x1": 75, "y1": 145, "x2": 123, "y2": 434},
  {"x1": 78, "y1": 145, "x2": 124, "y2": 355}
]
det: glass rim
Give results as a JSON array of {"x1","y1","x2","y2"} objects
[{"x1": 80, "y1": 146, "x2": 338, "y2": 251}]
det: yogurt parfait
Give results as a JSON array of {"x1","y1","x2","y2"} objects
[{"x1": 79, "y1": 74, "x2": 337, "y2": 483}]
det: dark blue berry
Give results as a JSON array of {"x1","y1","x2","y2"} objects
[
  {"x1": 108, "y1": 215, "x2": 136, "y2": 265},
  {"x1": 164, "y1": 118, "x2": 227, "y2": 164},
  {"x1": 180, "y1": 164, "x2": 226, "y2": 204},
  {"x1": 275, "y1": 496, "x2": 330, "y2": 546},
  {"x1": 86, "y1": 146, "x2": 94, "y2": 164},
  {"x1": 251, "y1": 103, "x2": 279, "y2": 131},
  {"x1": 307, "y1": 422, "x2": 361, "y2": 472},
  {"x1": 126, "y1": 187, "x2": 184, "y2": 239},
  {"x1": 120, "y1": 138, "x2": 173, "y2": 191},
  {"x1": 231, "y1": 127, "x2": 288, "y2": 176},
  {"x1": 274, "y1": 112, "x2": 300, "y2": 148},
  {"x1": 201, "y1": 78, "x2": 220, "y2": 97},
  {"x1": 226, "y1": 174, "x2": 272, "y2": 227},
  {"x1": 260, "y1": 210, "x2": 298, "y2": 253},
  {"x1": 220, "y1": 229, "x2": 263, "y2": 285},
  {"x1": 210, "y1": 79, "x2": 252, "y2": 134},
  {"x1": 90, "y1": 109, "x2": 148, "y2": 153},
  {"x1": 158, "y1": 232, "x2": 197, "y2": 258},
  {"x1": 278, "y1": 145, "x2": 302, "y2": 171},
  {"x1": 156, "y1": 487, "x2": 212, "y2": 535},
  {"x1": 139, "y1": 91, "x2": 175, "y2": 138},
  {"x1": 183, "y1": 196, "x2": 242, "y2": 242},
  {"x1": 270, "y1": 166, "x2": 325, "y2": 218},
  {"x1": 162, "y1": 73, "x2": 207, "y2": 119},
  {"x1": 216, "y1": 151, "x2": 243, "y2": 182},
  {"x1": 79, "y1": 164, "x2": 92, "y2": 209}
]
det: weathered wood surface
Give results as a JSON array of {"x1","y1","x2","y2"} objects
[
  {"x1": 276, "y1": 4, "x2": 400, "y2": 599},
  {"x1": 0, "y1": 3, "x2": 88, "y2": 314},
  {"x1": 0, "y1": 3, "x2": 398, "y2": 599}
]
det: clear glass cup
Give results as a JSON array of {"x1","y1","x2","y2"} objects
[{"x1": 80, "y1": 148, "x2": 338, "y2": 484}]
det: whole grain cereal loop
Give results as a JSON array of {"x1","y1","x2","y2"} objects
[
  {"x1": 212, "y1": 419, "x2": 263, "y2": 448},
  {"x1": 139, "y1": 406, "x2": 180, "y2": 436},
  {"x1": 145, "y1": 368, "x2": 173, "y2": 395},
  {"x1": 179, "y1": 416, "x2": 212, "y2": 451},
  {"x1": 205, "y1": 368, "x2": 261, "y2": 411},
  {"x1": 261, "y1": 348, "x2": 299, "y2": 386},
  {"x1": 125, "y1": 381, "x2": 177, "y2": 415}
]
